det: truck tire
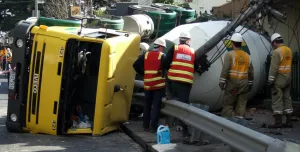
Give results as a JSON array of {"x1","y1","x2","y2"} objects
[{"x1": 6, "y1": 121, "x2": 23, "y2": 133}]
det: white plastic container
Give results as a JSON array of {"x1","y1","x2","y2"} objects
[{"x1": 123, "y1": 14, "x2": 154, "y2": 39}]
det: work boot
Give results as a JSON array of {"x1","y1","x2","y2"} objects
[
  {"x1": 262, "y1": 114, "x2": 282, "y2": 128},
  {"x1": 282, "y1": 114, "x2": 293, "y2": 128}
]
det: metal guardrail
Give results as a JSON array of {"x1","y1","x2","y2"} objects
[{"x1": 161, "y1": 100, "x2": 299, "y2": 152}]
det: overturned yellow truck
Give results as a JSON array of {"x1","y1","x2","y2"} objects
[{"x1": 6, "y1": 18, "x2": 140, "y2": 136}]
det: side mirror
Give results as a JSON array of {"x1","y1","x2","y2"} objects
[{"x1": 82, "y1": 18, "x2": 88, "y2": 27}]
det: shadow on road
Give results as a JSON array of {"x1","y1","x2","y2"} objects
[{"x1": 0, "y1": 114, "x2": 139, "y2": 152}]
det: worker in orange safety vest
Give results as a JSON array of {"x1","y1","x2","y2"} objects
[
  {"x1": 0, "y1": 47, "x2": 7, "y2": 71},
  {"x1": 264, "y1": 33, "x2": 293, "y2": 128},
  {"x1": 219, "y1": 33, "x2": 254, "y2": 120},
  {"x1": 133, "y1": 38, "x2": 166, "y2": 133},
  {"x1": 162, "y1": 31, "x2": 198, "y2": 139}
]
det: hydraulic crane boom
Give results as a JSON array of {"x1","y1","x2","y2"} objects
[{"x1": 195, "y1": 0, "x2": 286, "y2": 73}]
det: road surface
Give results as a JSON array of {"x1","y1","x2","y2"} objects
[{"x1": 0, "y1": 75, "x2": 143, "y2": 152}]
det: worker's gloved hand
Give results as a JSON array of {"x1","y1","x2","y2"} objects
[
  {"x1": 268, "y1": 81, "x2": 274, "y2": 88},
  {"x1": 248, "y1": 85, "x2": 252, "y2": 92},
  {"x1": 219, "y1": 82, "x2": 226, "y2": 90}
]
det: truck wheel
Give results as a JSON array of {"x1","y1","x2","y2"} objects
[{"x1": 5, "y1": 121, "x2": 23, "y2": 133}]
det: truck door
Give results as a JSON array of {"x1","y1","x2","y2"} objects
[{"x1": 26, "y1": 34, "x2": 65, "y2": 135}]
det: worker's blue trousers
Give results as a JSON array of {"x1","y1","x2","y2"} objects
[{"x1": 143, "y1": 88, "x2": 165, "y2": 130}]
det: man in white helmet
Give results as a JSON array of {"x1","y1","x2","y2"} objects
[
  {"x1": 162, "y1": 31, "x2": 198, "y2": 139},
  {"x1": 219, "y1": 33, "x2": 254, "y2": 120},
  {"x1": 264, "y1": 33, "x2": 293, "y2": 128},
  {"x1": 140, "y1": 42, "x2": 149, "y2": 55},
  {"x1": 133, "y1": 38, "x2": 166, "y2": 133}
]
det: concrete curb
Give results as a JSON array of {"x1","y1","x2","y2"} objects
[{"x1": 121, "y1": 124, "x2": 158, "y2": 152}]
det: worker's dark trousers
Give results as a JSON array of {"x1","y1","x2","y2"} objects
[
  {"x1": 2, "y1": 59, "x2": 6, "y2": 70},
  {"x1": 166, "y1": 77, "x2": 173, "y2": 99},
  {"x1": 170, "y1": 81, "x2": 192, "y2": 135},
  {"x1": 143, "y1": 88, "x2": 165, "y2": 130}
]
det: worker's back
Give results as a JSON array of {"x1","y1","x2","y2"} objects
[
  {"x1": 226, "y1": 49, "x2": 252, "y2": 93},
  {"x1": 271, "y1": 45, "x2": 293, "y2": 86}
]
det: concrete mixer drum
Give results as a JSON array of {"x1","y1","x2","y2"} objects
[{"x1": 151, "y1": 21, "x2": 271, "y2": 111}]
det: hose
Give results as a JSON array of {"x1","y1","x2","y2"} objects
[{"x1": 208, "y1": 2, "x2": 255, "y2": 64}]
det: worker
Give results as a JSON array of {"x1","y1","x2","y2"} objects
[
  {"x1": 0, "y1": 47, "x2": 5, "y2": 71},
  {"x1": 136, "y1": 42, "x2": 150, "y2": 118},
  {"x1": 266, "y1": 33, "x2": 293, "y2": 128},
  {"x1": 162, "y1": 31, "x2": 198, "y2": 138},
  {"x1": 133, "y1": 38, "x2": 166, "y2": 133},
  {"x1": 6, "y1": 48, "x2": 12, "y2": 82},
  {"x1": 7, "y1": 48, "x2": 12, "y2": 69},
  {"x1": 1, "y1": 47, "x2": 7, "y2": 71},
  {"x1": 219, "y1": 33, "x2": 254, "y2": 119}
]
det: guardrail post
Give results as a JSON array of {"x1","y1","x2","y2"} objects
[{"x1": 188, "y1": 103, "x2": 210, "y2": 144}]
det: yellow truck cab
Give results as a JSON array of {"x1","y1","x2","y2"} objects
[{"x1": 6, "y1": 19, "x2": 141, "y2": 136}]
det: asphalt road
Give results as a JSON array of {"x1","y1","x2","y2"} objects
[{"x1": 0, "y1": 75, "x2": 143, "y2": 152}]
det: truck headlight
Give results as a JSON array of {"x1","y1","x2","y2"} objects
[
  {"x1": 16, "y1": 39, "x2": 24, "y2": 48},
  {"x1": 10, "y1": 113, "x2": 17, "y2": 122}
]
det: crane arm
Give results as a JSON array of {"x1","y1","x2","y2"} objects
[{"x1": 195, "y1": 0, "x2": 286, "y2": 75}]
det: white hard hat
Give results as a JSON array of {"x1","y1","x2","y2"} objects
[
  {"x1": 271, "y1": 33, "x2": 282, "y2": 42},
  {"x1": 230, "y1": 33, "x2": 243, "y2": 42},
  {"x1": 154, "y1": 38, "x2": 166, "y2": 48},
  {"x1": 140, "y1": 42, "x2": 149, "y2": 51},
  {"x1": 179, "y1": 32, "x2": 191, "y2": 39}
]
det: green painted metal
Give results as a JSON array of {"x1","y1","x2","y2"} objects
[
  {"x1": 37, "y1": 17, "x2": 81, "y2": 27},
  {"x1": 151, "y1": 3, "x2": 196, "y2": 25},
  {"x1": 146, "y1": 10, "x2": 177, "y2": 38},
  {"x1": 98, "y1": 16, "x2": 124, "y2": 30}
]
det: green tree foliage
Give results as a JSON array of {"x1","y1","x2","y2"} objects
[
  {"x1": 153, "y1": 0, "x2": 174, "y2": 4},
  {"x1": 43, "y1": 0, "x2": 73, "y2": 19},
  {"x1": 93, "y1": 9, "x2": 104, "y2": 17},
  {"x1": 0, "y1": 0, "x2": 33, "y2": 31}
]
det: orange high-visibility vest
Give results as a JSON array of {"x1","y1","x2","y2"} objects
[
  {"x1": 168, "y1": 44, "x2": 195, "y2": 84},
  {"x1": 228, "y1": 50, "x2": 251, "y2": 79},
  {"x1": 0, "y1": 50, "x2": 4, "y2": 60},
  {"x1": 1, "y1": 49, "x2": 7, "y2": 60},
  {"x1": 276, "y1": 46, "x2": 292, "y2": 74},
  {"x1": 143, "y1": 51, "x2": 165, "y2": 90}
]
